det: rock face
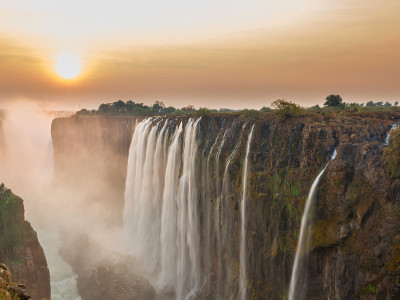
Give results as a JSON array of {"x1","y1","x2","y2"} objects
[
  {"x1": 52, "y1": 111, "x2": 400, "y2": 299},
  {"x1": 0, "y1": 263, "x2": 31, "y2": 300},
  {"x1": 78, "y1": 262, "x2": 155, "y2": 300},
  {"x1": 0, "y1": 184, "x2": 50, "y2": 300}
]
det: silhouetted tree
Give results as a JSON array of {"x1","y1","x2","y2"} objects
[
  {"x1": 196, "y1": 107, "x2": 211, "y2": 117},
  {"x1": 324, "y1": 94, "x2": 342, "y2": 107},
  {"x1": 271, "y1": 99, "x2": 302, "y2": 118},
  {"x1": 260, "y1": 107, "x2": 272, "y2": 112}
]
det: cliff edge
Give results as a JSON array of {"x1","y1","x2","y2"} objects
[{"x1": 0, "y1": 184, "x2": 50, "y2": 300}]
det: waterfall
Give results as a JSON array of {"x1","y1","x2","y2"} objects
[
  {"x1": 221, "y1": 145, "x2": 238, "y2": 290},
  {"x1": 123, "y1": 118, "x2": 201, "y2": 299},
  {"x1": 385, "y1": 123, "x2": 398, "y2": 144},
  {"x1": 288, "y1": 149, "x2": 337, "y2": 300},
  {"x1": 239, "y1": 124, "x2": 255, "y2": 300}
]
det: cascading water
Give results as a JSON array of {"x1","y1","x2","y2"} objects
[
  {"x1": 124, "y1": 118, "x2": 258, "y2": 299},
  {"x1": 239, "y1": 124, "x2": 255, "y2": 300},
  {"x1": 385, "y1": 123, "x2": 398, "y2": 144},
  {"x1": 221, "y1": 144, "x2": 238, "y2": 289},
  {"x1": 288, "y1": 149, "x2": 337, "y2": 300},
  {"x1": 123, "y1": 118, "x2": 201, "y2": 299}
]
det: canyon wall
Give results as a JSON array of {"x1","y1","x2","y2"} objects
[
  {"x1": 52, "y1": 112, "x2": 400, "y2": 299},
  {"x1": 0, "y1": 184, "x2": 50, "y2": 300}
]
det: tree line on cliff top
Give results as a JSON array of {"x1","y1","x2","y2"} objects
[{"x1": 76, "y1": 95, "x2": 399, "y2": 119}]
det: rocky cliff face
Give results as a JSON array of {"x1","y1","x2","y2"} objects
[
  {"x1": 0, "y1": 263, "x2": 31, "y2": 300},
  {"x1": 51, "y1": 111, "x2": 400, "y2": 299},
  {"x1": 0, "y1": 184, "x2": 50, "y2": 300}
]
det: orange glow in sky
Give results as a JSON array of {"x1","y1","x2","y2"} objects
[{"x1": 0, "y1": 0, "x2": 399, "y2": 109}]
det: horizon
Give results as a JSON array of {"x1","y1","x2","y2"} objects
[{"x1": 1, "y1": 0, "x2": 400, "y2": 110}]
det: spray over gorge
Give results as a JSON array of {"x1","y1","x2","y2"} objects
[
  {"x1": 2, "y1": 0, "x2": 400, "y2": 298},
  {"x1": 1, "y1": 99, "x2": 400, "y2": 300}
]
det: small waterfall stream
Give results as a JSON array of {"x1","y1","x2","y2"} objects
[
  {"x1": 385, "y1": 123, "x2": 398, "y2": 144},
  {"x1": 239, "y1": 124, "x2": 255, "y2": 300},
  {"x1": 288, "y1": 149, "x2": 337, "y2": 300}
]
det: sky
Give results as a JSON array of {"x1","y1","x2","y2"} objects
[{"x1": 0, "y1": 0, "x2": 399, "y2": 110}]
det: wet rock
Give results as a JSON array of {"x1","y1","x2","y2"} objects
[
  {"x1": 52, "y1": 111, "x2": 400, "y2": 299},
  {"x1": 79, "y1": 261, "x2": 155, "y2": 300}
]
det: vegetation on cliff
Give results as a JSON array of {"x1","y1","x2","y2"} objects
[
  {"x1": 0, "y1": 185, "x2": 25, "y2": 253},
  {"x1": 75, "y1": 97, "x2": 400, "y2": 119},
  {"x1": 0, "y1": 263, "x2": 31, "y2": 300},
  {"x1": 0, "y1": 184, "x2": 50, "y2": 300},
  {"x1": 53, "y1": 111, "x2": 400, "y2": 299}
]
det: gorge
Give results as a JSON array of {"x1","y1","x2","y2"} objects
[
  {"x1": 1, "y1": 109, "x2": 400, "y2": 299},
  {"x1": 51, "y1": 111, "x2": 400, "y2": 299}
]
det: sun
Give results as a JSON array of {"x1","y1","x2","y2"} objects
[{"x1": 54, "y1": 53, "x2": 82, "y2": 80}]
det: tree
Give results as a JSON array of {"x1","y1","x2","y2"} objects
[
  {"x1": 395, "y1": 101, "x2": 399, "y2": 106},
  {"x1": 76, "y1": 109, "x2": 90, "y2": 116},
  {"x1": 196, "y1": 107, "x2": 211, "y2": 117},
  {"x1": 164, "y1": 106, "x2": 176, "y2": 114},
  {"x1": 271, "y1": 99, "x2": 302, "y2": 118},
  {"x1": 324, "y1": 94, "x2": 342, "y2": 107},
  {"x1": 154, "y1": 101, "x2": 165, "y2": 108},
  {"x1": 260, "y1": 106, "x2": 272, "y2": 112},
  {"x1": 98, "y1": 103, "x2": 110, "y2": 113},
  {"x1": 152, "y1": 101, "x2": 164, "y2": 113},
  {"x1": 182, "y1": 105, "x2": 194, "y2": 111},
  {"x1": 366, "y1": 101, "x2": 375, "y2": 107}
]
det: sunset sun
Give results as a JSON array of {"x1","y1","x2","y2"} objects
[{"x1": 54, "y1": 53, "x2": 82, "y2": 80}]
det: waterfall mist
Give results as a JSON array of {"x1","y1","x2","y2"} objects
[
  {"x1": 0, "y1": 100, "x2": 132, "y2": 299},
  {"x1": 0, "y1": 103, "x2": 259, "y2": 299},
  {"x1": 0, "y1": 101, "x2": 82, "y2": 299}
]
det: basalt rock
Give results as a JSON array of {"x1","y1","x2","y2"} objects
[
  {"x1": 0, "y1": 184, "x2": 50, "y2": 300},
  {"x1": 78, "y1": 261, "x2": 155, "y2": 300},
  {"x1": 52, "y1": 111, "x2": 400, "y2": 299},
  {"x1": 0, "y1": 263, "x2": 31, "y2": 300}
]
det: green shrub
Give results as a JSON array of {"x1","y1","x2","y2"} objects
[
  {"x1": 363, "y1": 284, "x2": 376, "y2": 294},
  {"x1": 196, "y1": 107, "x2": 211, "y2": 117},
  {"x1": 271, "y1": 99, "x2": 302, "y2": 119},
  {"x1": 241, "y1": 109, "x2": 263, "y2": 122}
]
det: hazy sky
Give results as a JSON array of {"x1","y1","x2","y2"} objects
[{"x1": 0, "y1": 0, "x2": 399, "y2": 110}]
